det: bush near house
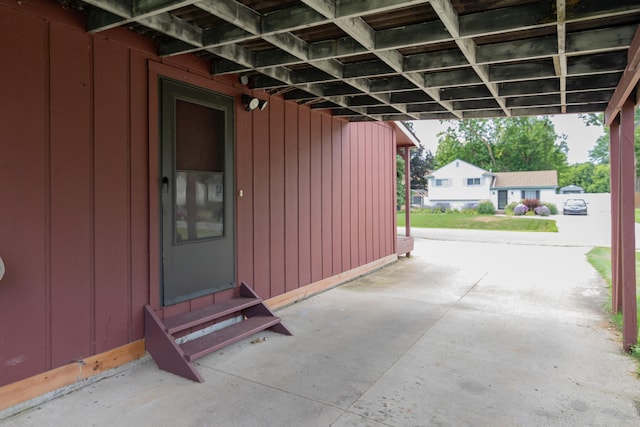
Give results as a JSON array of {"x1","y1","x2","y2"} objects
[
  {"x1": 534, "y1": 205, "x2": 551, "y2": 216},
  {"x1": 513, "y1": 204, "x2": 529, "y2": 215},
  {"x1": 506, "y1": 200, "x2": 557, "y2": 216},
  {"x1": 476, "y1": 200, "x2": 496, "y2": 215},
  {"x1": 542, "y1": 202, "x2": 558, "y2": 215}
]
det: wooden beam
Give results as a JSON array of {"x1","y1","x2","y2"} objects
[
  {"x1": 375, "y1": 21, "x2": 450, "y2": 50},
  {"x1": 477, "y1": 35, "x2": 558, "y2": 64},
  {"x1": 619, "y1": 99, "x2": 638, "y2": 351},
  {"x1": 506, "y1": 94, "x2": 560, "y2": 108},
  {"x1": 567, "y1": 72, "x2": 622, "y2": 91},
  {"x1": 567, "y1": 25, "x2": 638, "y2": 55},
  {"x1": 490, "y1": 62, "x2": 556, "y2": 82},
  {"x1": 499, "y1": 79, "x2": 560, "y2": 96},
  {"x1": 605, "y1": 25, "x2": 640, "y2": 125},
  {"x1": 197, "y1": 0, "x2": 260, "y2": 34},
  {"x1": 459, "y1": 1, "x2": 555, "y2": 37},
  {"x1": 568, "y1": 51, "x2": 628, "y2": 75},
  {"x1": 0, "y1": 341, "x2": 145, "y2": 413},
  {"x1": 556, "y1": 0, "x2": 567, "y2": 112},
  {"x1": 404, "y1": 50, "x2": 468, "y2": 72},
  {"x1": 403, "y1": 147, "x2": 411, "y2": 239},
  {"x1": 430, "y1": 0, "x2": 510, "y2": 116},
  {"x1": 610, "y1": 117, "x2": 622, "y2": 314}
]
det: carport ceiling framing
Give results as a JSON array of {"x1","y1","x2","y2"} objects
[{"x1": 77, "y1": 0, "x2": 640, "y2": 121}]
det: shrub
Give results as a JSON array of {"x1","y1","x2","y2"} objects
[
  {"x1": 513, "y1": 204, "x2": 528, "y2": 215},
  {"x1": 534, "y1": 205, "x2": 550, "y2": 216},
  {"x1": 505, "y1": 202, "x2": 518, "y2": 215},
  {"x1": 476, "y1": 200, "x2": 496, "y2": 215},
  {"x1": 429, "y1": 206, "x2": 447, "y2": 213},
  {"x1": 522, "y1": 198, "x2": 540, "y2": 211},
  {"x1": 541, "y1": 202, "x2": 558, "y2": 215}
]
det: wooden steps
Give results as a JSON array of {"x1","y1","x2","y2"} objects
[{"x1": 145, "y1": 282, "x2": 291, "y2": 382}]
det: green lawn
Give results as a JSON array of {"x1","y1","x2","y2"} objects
[
  {"x1": 397, "y1": 212, "x2": 558, "y2": 232},
  {"x1": 635, "y1": 209, "x2": 640, "y2": 223},
  {"x1": 586, "y1": 247, "x2": 640, "y2": 356}
]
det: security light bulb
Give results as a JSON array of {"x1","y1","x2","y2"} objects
[{"x1": 248, "y1": 97, "x2": 259, "y2": 111}]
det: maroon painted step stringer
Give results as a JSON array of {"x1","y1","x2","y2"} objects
[
  {"x1": 239, "y1": 282, "x2": 293, "y2": 336},
  {"x1": 144, "y1": 283, "x2": 292, "y2": 382},
  {"x1": 144, "y1": 305, "x2": 204, "y2": 382}
]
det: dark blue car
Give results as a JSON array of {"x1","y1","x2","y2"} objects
[{"x1": 563, "y1": 198, "x2": 588, "y2": 215}]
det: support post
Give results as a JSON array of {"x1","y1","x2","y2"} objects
[
  {"x1": 620, "y1": 98, "x2": 637, "y2": 351},
  {"x1": 610, "y1": 117, "x2": 622, "y2": 313},
  {"x1": 403, "y1": 147, "x2": 411, "y2": 238}
]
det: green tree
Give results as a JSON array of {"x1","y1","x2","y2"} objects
[
  {"x1": 434, "y1": 117, "x2": 568, "y2": 172},
  {"x1": 559, "y1": 162, "x2": 610, "y2": 193},
  {"x1": 493, "y1": 117, "x2": 568, "y2": 172},
  {"x1": 410, "y1": 145, "x2": 435, "y2": 189},
  {"x1": 588, "y1": 164, "x2": 611, "y2": 193},
  {"x1": 434, "y1": 119, "x2": 498, "y2": 169},
  {"x1": 582, "y1": 111, "x2": 640, "y2": 176}
]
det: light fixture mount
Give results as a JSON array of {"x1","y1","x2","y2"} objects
[{"x1": 242, "y1": 94, "x2": 267, "y2": 112}]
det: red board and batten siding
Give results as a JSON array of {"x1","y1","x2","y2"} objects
[
  {"x1": 0, "y1": 0, "x2": 397, "y2": 388},
  {"x1": 235, "y1": 106, "x2": 397, "y2": 297},
  {"x1": 0, "y1": 1, "x2": 153, "y2": 386}
]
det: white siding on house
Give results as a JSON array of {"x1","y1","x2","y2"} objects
[
  {"x1": 427, "y1": 159, "x2": 493, "y2": 209},
  {"x1": 489, "y1": 188, "x2": 556, "y2": 208}
]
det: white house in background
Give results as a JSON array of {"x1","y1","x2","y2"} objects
[
  {"x1": 490, "y1": 170, "x2": 558, "y2": 209},
  {"x1": 426, "y1": 159, "x2": 496, "y2": 209},
  {"x1": 425, "y1": 159, "x2": 558, "y2": 210},
  {"x1": 411, "y1": 189, "x2": 429, "y2": 208}
]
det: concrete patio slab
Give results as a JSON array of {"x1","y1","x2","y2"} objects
[{"x1": 3, "y1": 237, "x2": 639, "y2": 426}]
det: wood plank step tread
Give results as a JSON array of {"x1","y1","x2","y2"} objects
[
  {"x1": 181, "y1": 316, "x2": 281, "y2": 361},
  {"x1": 163, "y1": 297, "x2": 261, "y2": 334}
]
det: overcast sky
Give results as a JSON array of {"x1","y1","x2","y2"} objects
[{"x1": 409, "y1": 113, "x2": 606, "y2": 165}]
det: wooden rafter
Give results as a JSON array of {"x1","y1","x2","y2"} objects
[{"x1": 70, "y1": 0, "x2": 640, "y2": 121}]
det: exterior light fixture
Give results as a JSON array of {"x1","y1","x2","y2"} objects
[
  {"x1": 242, "y1": 94, "x2": 260, "y2": 111},
  {"x1": 242, "y1": 94, "x2": 268, "y2": 112}
]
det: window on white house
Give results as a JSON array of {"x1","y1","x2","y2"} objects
[
  {"x1": 435, "y1": 179, "x2": 450, "y2": 187},
  {"x1": 466, "y1": 178, "x2": 481, "y2": 186},
  {"x1": 521, "y1": 190, "x2": 540, "y2": 199}
]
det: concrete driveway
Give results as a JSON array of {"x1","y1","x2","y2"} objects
[
  {"x1": 3, "y1": 236, "x2": 639, "y2": 426},
  {"x1": 407, "y1": 196, "x2": 640, "y2": 249}
]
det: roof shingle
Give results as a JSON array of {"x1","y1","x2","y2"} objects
[{"x1": 493, "y1": 170, "x2": 558, "y2": 188}]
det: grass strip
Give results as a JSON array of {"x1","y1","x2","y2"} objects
[
  {"x1": 586, "y1": 247, "x2": 640, "y2": 369},
  {"x1": 397, "y1": 212, "x2": 557, "y2": 232}
]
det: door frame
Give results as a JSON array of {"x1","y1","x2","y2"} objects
[
  {"x1": 497, "y1": 190, "x2": 508, "y2": 210},
  {"x1": 159, "y1": 78, "x2": 235, "y2": 306},
  {"x1": 148, "y1": 61, "x2": 239, "y2": 310}
]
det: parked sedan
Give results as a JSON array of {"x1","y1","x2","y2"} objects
[{"x1": 563, "y1": 198, "x2": 588, "y2": 215}]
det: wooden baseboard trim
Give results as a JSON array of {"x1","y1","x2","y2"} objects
[
  {"x1": 0, "y1": 340, "x2": 145, "y2": 413},
  {"x1": 265, "y1": 254, "x2": 397, "y2": 310}
]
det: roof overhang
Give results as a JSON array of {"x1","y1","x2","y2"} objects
[
  {"x1": 393, "y1": 122, "x2": 420, "y2": 148},
  {"x1": 64, "y1": 0, "x2": 640, "y2": 122}
]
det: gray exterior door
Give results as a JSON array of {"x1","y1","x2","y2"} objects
[
  {"x1": 160, "y1": 79, "x2": 235, "y2": 306},
  {"x1": 498, "y1": 190, "x2": 508, "y2": 210}
]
